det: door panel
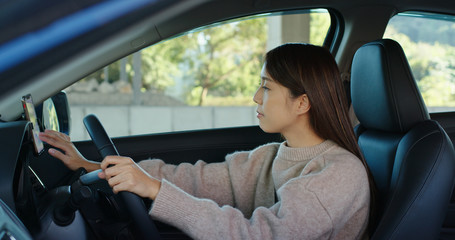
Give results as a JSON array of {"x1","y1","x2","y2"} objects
[{"x1": 75, "y1": 126, "x2": 282, "y2": 165}]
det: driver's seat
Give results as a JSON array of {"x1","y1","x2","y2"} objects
[{"x1": 350, "y1": 39, "x2": 455, "y2": 239}]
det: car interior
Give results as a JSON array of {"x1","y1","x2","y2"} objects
[{"x1": 0, "y1": 0, "x2": 455, "y2": 239}]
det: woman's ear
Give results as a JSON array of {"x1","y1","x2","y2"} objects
[{"x1": 296, "y1": 94, "x2": 311, "y2": 115}]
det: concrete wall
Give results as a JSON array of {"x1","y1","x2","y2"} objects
[
  {"x1": 69, "y1": 106, "x2": 259, "y2": 141},
  {"x1": 68, "y1": 105, "x2": 455, "y2": 141}
]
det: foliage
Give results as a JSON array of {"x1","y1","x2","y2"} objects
[
  {"x1": 310, "y1": 12, "x2": 331, "y2": 45},
  {"x1": 388, "y1": 17, "x2": 455, "y2": 46},
  {"x1": 141, "y1": 38, "x2": 186, "y2": 92},
  {"x1": 187, "y1": 18, "x2": 267, "y2": 105},
  {"x1": 131, "y1": 17, "x2": 269, "y2": 106},
  {"x1": 384, "y1": 21, "x2": 455, "y2": 107}
]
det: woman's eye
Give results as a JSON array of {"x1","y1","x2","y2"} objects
[{"x1": 262, "y1": 86, "x2": 269, "y2": 91}]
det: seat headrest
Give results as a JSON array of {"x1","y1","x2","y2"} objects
[{"x1": 351, "y1": 39, "x2": 430, "y2": 133}]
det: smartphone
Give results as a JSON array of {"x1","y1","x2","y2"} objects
[{"x1": 22, "y1": 94, "x2": 44, "y2": 155}]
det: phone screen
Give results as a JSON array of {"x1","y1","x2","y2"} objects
[{"x1": 22, "y1": 94, "x2": 44, "y2": 155}]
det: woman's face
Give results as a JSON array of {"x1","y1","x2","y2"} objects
[{"x1": 253, "y1": 64, "x2": 301, "y2": 134}]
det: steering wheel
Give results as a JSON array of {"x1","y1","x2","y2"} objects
[{"x1": 82, "y1": 114, "x2": 161, "y2": 240}]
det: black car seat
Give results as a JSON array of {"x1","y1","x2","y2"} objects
[{"x1": 350, "y1": 39, "x2": 455, "y2": 239}]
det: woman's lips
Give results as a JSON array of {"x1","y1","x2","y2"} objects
[{"x1": 256, "y1": 111, "x2": 264, "y2": 118}]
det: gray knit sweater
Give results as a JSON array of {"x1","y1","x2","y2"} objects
[{"x1": 138, "y1": 140, "x2": 370, "y2": 240}]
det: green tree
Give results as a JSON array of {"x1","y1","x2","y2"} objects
[
  {"x1": 181, "y1": 17, "x2": 267, "y2": 105},
  {"x1": 141, "y1": 37, "x2": 190, "y2": 92},
  {"x1": 137, "y1": 17, "x2": 267, "y2": 106}
]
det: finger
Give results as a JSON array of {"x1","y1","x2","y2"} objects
[
  {"x1": 44, "y1": 130, "x2": 72, "y2": 143},
  {"x1": 39, "y1": 132, "x2": 70, "y2": 151},
  {"x1": 100, "y1": 156, "x2": 119, "y2": 170},
  {"x1": 48, "y1": 148, "x2": 68, "y2": 162},
  {"x1": 43, "y1": 129, "x2": 58, "y2": 135},
  {"x1": 98, "y1": 171, "x2": 106, "y2": 179},
  {"x1": 100, "y1": 156, "x2": 133, "y2": 170},
  {"x1": 38, "y1": 132, "x2": 56, "y2": 143},
  {"x1": 110, "y1": 176, "x2": 135, "y2": 194},
  {"x1": 107, "y1": 173, "x2": 127, "y2": 187},
  {"x1": 112, "y1": 184, "x2": 123, "y2": 194},
  {"x1": 103, "y1": 164, "x2": 128, "y2": 179},
  {"x1": 43, "y1": 129, "x2": 65, "y2": 139},
  {"x1": 105, "y1": 162, "x2": 140, "y2": 181},
  {"x1": 110, "y1": 173, "x2": 159, "y2": 199},
  {"x1": 63, "y1": 134, "x2": 70, "y2": 141}
]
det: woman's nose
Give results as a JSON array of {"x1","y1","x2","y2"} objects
[{"x1": 253, "y1": 88, "x2": 262, "y2": 104}]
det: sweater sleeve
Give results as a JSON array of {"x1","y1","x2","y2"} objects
[
  {"x1": 138, "y1": 143, "x2": 280, "y2": 210},
  {"x1": 138, "y1": 158, "x2": 235, "y2": 206},
  {"x1": 150, "y1": 178, "x2": 333, "y2": 240}
]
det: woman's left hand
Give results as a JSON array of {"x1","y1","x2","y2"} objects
[{"x1": 98, "y1": 156, "x2": 161, "y2": 200}]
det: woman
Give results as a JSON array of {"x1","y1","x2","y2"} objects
[{"x1": 40, "y1": 43, "x2": 373, "y2": 239}]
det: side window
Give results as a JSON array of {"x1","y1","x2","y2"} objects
[
  {"x1": 66, "y1": 9, "x2": 331, "y2": 141},
  {"x1": 384, "y1": 12, "x2": 455, "y2": 113}
]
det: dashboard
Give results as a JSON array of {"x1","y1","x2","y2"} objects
[
  {"x1": 0, "y1": 114, "x2": 143, "y2": 240},
  {"x1": 0, "y1": 120, "x2": 92, "y2": 240}
]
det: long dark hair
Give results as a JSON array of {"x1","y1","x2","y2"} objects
[{"x1": 265, "y1": 43, "x2": 377, "y2": 232}]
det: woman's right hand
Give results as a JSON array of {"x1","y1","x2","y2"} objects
[{"x1": 39, "y1": 129, "x2": 100, "y2": 172}]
